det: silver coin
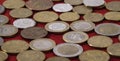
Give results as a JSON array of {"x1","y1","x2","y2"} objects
[
  {"x1": 0, "y1": 37, "x2": 4, "y2": 46},
  {"x1": 0, "y1": 5, "x2": 5, "y2": 14}
]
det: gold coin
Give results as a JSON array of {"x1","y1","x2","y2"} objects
[
  {"x1": 107, "y1": 43, "x2": 120, "y2": 56},
  {"x1": 3, "y1": 0, "x2": 25, "y2": 9},
  {"x1": 84, "y1": 13, "x2": 104, "y2": 22},
  {"x1": 64, "y1": 0, "x2": 83, "y2": 5},
  {"x1": 79, "y1": 50, "x2": 110, "y2": 61},
  {"x1": 9, "y1": 8, "x2": 33, "y2": 18},
  {"x1": 17, "y1": 50, "x2": 45, "y2": 61},
  {"x1": 104, "y1": 12, "x2": 120, "y2": 21},
  {"x1": 33, "y1": 11, "x2": 58, "y2": 23},
  {"x1": 1, "y1": 40, "x2": 29, "y2": 53},
  {"x1": 0, "y1": 15, "x2": 9, "y2": 25},
  {"x1": 87, "y1": 35, "x2": 113, "y2": 48},
  {"x1": 46, "y1": 56, "x2": 70, "y2": 61},
  {"x1": 59, "y1": 12, "x2": 80, "y2": 21},
  {"x1": 0, "y1": 51, "x2": 8, "y2": 61}
]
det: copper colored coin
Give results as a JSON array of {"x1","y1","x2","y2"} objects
[
  {"x1": 46, "y1": 56, "x2": 70, "y2": 61},
  {"x1": 21, "y1": 27, "x2": 48, "y2": 39}
]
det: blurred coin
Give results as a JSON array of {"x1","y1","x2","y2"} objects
[
  {"x1": 0, "y1": 5, "x2": 5, "y2": 14},
  {"x1": 118, "y1": 35, "x2": 120, "y2": 41},
  {"x1": 0, "y1": 37, "x2": 4, "y2": 46},
  {"x1": 46, "y1": 56, "x2": 70, "y2": 61},
  {"x1": 52, "y1": 0, "x2": 62, "y2": 1},
  {"x1": 0, "y1": 15, "x2": 9, "y2": 25},
  {"x1": 64, "y1": 0, "x2": 83, "y2": 5},
  {"x1": 0, "y1": 51, "x2": 8, "y2": 61}
]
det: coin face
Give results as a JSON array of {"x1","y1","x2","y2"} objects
[
  {"x1": 64, "y1": 0, "x2": 83, "y2": 5},
  {"x1": 53, "y1": 3, "x2": 73, "y2": 12},
  {"x1": 9, "y1": 8, "x2": 33, "y2": 18},
  {"x1": 0, "y1": 37, "x2": 4, "y2": 46},
  {"x1": 13, "y1": 18, "x2": 36, "y2": 28},
  {"x1": 45, "y1": 21, "x2": 70, "y2": 32},
  {"x1": 70, "y1": 21, "x2": 95, "y2": 32},
  {"x1": 88, "y1": 35, "x2": 113, "y2": 48},
  {"x1": 1, "y1": 40, "x2": 29, "y2": 53},
  {"x1": 21, "y1": 27, "x2": 48, "y2": 39},
  {"x1": 46, "y1": 56, "x2": 70, "y2": 61},
  {"x1": 26, "y1": 0, "x2": 53, "y2": 10},
  {"x1": 0, "y1": 5, "x2": 5, "y2": 14},
  {"x1": 0, "y1": 15, "x2": 9, "y2": 25},
  {"x1": 17, "y1": 50, "x2": 45, "y2": 61},
  {"x1": 95, "y1": 23, "x2": 120, "y2": 36},
  {"x1": 63, "y1": 31, "x2": 89, "y2": 43},
  {"x1": 79, "y1": 50, "x2": 110, "y2": 61},
  {"x1": 53, "y1": 43, "x2": 83, "y2": 57},
  {"x1": 30, "y1": 38, "x2": 56, "y2": 51},
  {"x1": 0, "y1": 25, "x2": 18, "y2": 37},
  {"x1": 59, "y1": 12, "x2": 80, "y2": 21},
  {"x1": 0, "y1": 51, "x2": 8, "y2": 61},
  {"x1": 33, "y1": 11, "x2": 58, "y2": 23},
  {"x1": 118, "y1": 35, "x2": 120, "y2": 41}
]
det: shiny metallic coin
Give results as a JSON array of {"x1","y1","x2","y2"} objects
[
  {"x1": 79, "y1": 50, "x2": 110, "y2": 61},
  {"x1": 1, "y1": 40, "x2": 29, "y2": 53},
  {"x1": 9, "y1": 8, "x2": 33, "y2": 18},
  {"x1": 0, "y1": 5, "x2": 5, "y2": 14},
  {"x1": 33, "y1": 11, "x2": 58, "y2": 23},
  {"x1": 53, "y1": 3, "x2": 73, "y2": 12},
  {"x1": 17, "y1": 50, "x2": 45, "y2": 61},
  {"x1": 30, "y1": 38, "x2": 56, "y2": 51},
  {"x1": 45, "y1": 21, "x2": 69, "y2": 33},
  {"x1": 0, "y1": 37, "x2": 4, "y2": 46},
  {"x1": 53, "y1": 43, "x2": 83, "y2": 57},
  {"x1": 70, "y1": 21, "x2": 95, "y2": 32},
  {"x1": 64, "y1": 0, "x2": 83, "y2": 5},
  {"x1": 63, "y1": 31, "x2": 89, "y2": 43},
  {"x1": 0, "y1": 51, "x2": 8, "y2": 61},
  {"x1": 95, "y1": 23, "x2": 120, "y2": 36},
  {"x1": 26, "y1": 0, "x2": 53, "y2": 10},
  {"x1": 46, "y1": 56, "x2": 70, "y2": 61},
  {"x1": 0, "y1": 15, "x2": 9, "y2": 25},
  {"x1": 88, "y1": 35, "x2": 113, "y2": 48}
]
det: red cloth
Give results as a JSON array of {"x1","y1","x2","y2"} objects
[{"x1": 0, "y1": 0, "x2": 120, "y2": 61}]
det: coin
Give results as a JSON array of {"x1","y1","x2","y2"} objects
[
  {"x1": 0, "y1": 37, "x2": 4, "y2": 46},
  {"x1": 26, "y1": 0, "x2": 53, "y2": 10},
  {"x1": 0, "y1": 25, "x2": 18, "y2": 37},
  {"x1": 64, "y1": 0, "x2": 83, "y2": 5},
  {"x1": 9, "y1": 8, "x2": 33, "y2": 18},
  {"x1": 105, "y1": 1, "x2": 120, "y2": 11},
  {"x1": 73, "y1": 5, "x2": 93, "y2": 14},
  {"x1": 13, "y1": 18, "x2": 36, "y2": 28},
  {"x1": 70, "y1": 20, "x2": 95, "y2": 32},
  {"x1": 1, "y1": 40, "x2": 29, "y2": 53},
  {"x1": 53, "y1": 3, "x2": 73, "y2": 12},
  {"x1": 0, "y1": 51, "x2": 8, "y2": 61},
  {"x1": 94, "y1": 23, "x2": 120, "y2": 36},
  {"x1": 63, "y1": 31, "x2": 89, "y2": 43},
  {"x1": 0, "y1": 5, "x2": 5, "y2": 14},
  {"x1": 3, "y1": 0, "x2": 25, "y2": 9},
  {"x1": 30, "y1": 38, "x2": 56, "y2": 51},
  {"x1": 52, "y1": 0, "x2": 62, "y2": 1},
  {"x1": 46, "y1": 56, "x2": 70, "y2": 61},
  {"x1": 17, "y1": 50, "x2": 45, "y2": 61},
  {"x1": 87, "y1": 35, "x2": 113, "y2": 48},
  {"x1": 107, "y1": 43, "x2": 120, "y2": 56},
  {"x1": 53, "y1": 43, "x2": 83, "y2": 57},
  {"x1": 0, "y1": 15, "x2": 9, "y2": 25},
  {"x1": 21, "y1": 27, "x2": 48, "y2": 39},
  {"x1": 59, "y1": 12, "x2": 80, "y2": 21},
  {"x1": 118, "y1": 35, "x2": 120, "y2": 41},
  {"x1": 79, "y1": 50, "x2": 110, "y2": 61},
  {"x1": 84, "y1": 13, "x2": 104, "y2": 22},
  {"x1": 33, "y1": 11, "x2": 58, "y2": 23},
  {"x1": 104, "y1": 12, "x2": 120, "y2": 21},
  {"x1": 45, "y1": 21, "x2": 69, "y2": 33}
]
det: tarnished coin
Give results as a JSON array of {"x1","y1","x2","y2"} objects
[
  {"x1": 84, "y1": 13, "x2": 104, "y2": 22},
  {"x1": 13, "y1": 18, "x2": 36, "y2": 28},
  {"x1": 59, "y1": 12, "x2": 80, "y2": 21},
  {"x1": 53, "y1": 43, "x2": 83, "y2": 57},
  {"x1": 104, "y1": 12, "x2": 120, "y2": 21},
  {"x1": 46, "y1": 56, "x2": 70, "y2": 61},
  {"x1": 0, "y1": 15, "x2": 9, "y2": 25},
  {"x1": 79, "y1": 50, "x2": 110, "y2": 61},
  {"x1": 30, "y1": 38, "x2": 56, "y2": 51},
  {"x1": 105, "y1": 1, "x2": 120, "y2": 11},
  {"x1": 64, "y1": 0, "x2": 83, "y2": 5},
  {"x1": 3, "y1": 0, "x2": 25, "y2": 9},
  {"x1": 87, "y1": 35, "x2": 113, "y2": 48},
  {"x1": 1, "y1": 40, "x2": 29, "y2": 53},
  {"x1": 33, "y1": 11, "x2": 58, "y2": 23},
  {"x1": 0, "y1": 51, "x2": 8, "y2": 61},
  {"x1": 17, "y1": 50, "x2": 45, "y2": 61},
  {"x1": 107, "y1": 43, "x2": 120, "y2": 56},
  {"x1": 0, "y1": 5, "x2": 5, "y2": 14},
  {"x1": 95, "y1": 23, "x2": 120, "y2": 36},
  {"x1": 53, "y1": 3, "x2": 73, "y2": 12},
  {"x1": 70, "y1": 21, "x2": 95, "y2": 32},
  {"x1": 63, "y1": 31, "x2": 89, "y2": 43},
  {"x1": 0, "y1": 37, "x2": 4, "y2": 46},
  {"x1": 45, "y1": 21, "x2": 69, "y2": 33},
  {"x1": 9, "y1": 8, "x2": 33, "y2": 18},
  {"x1": 21, "y1": 27, "x2": 48, "y2": 39},
  {"x1": 26, "y1": 0, "x2": 53, "y2": 10},
  {"x1": 0, "y1": 25, "x2": 18, "y2": 37},
  {"x1": 73, "y1": 5, "x2": 93, "y2": 14}
]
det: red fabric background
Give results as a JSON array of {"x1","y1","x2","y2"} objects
[{"x1": 0, "y1": 0, "x2": 120, "y2": 61}]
